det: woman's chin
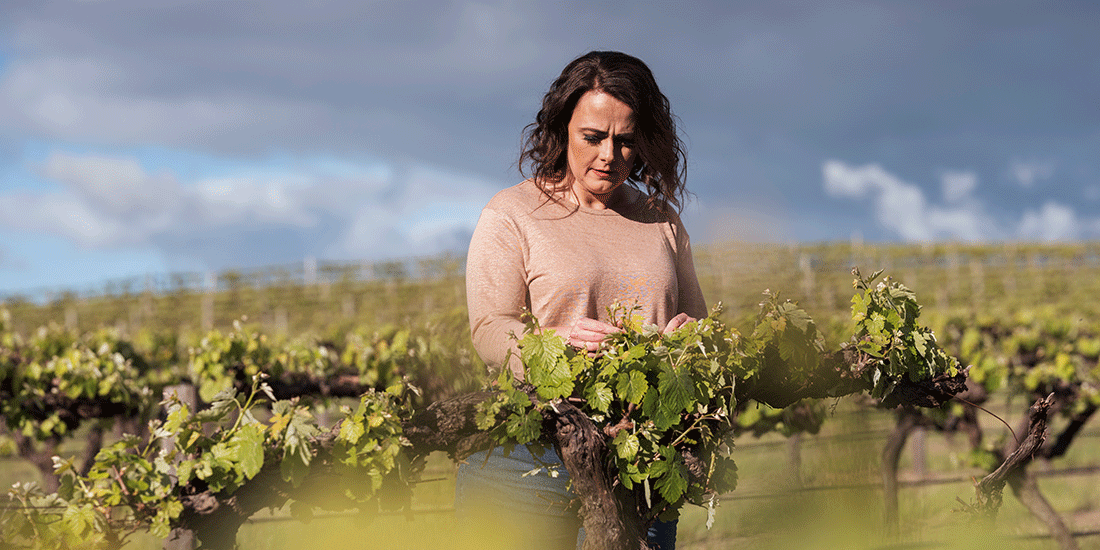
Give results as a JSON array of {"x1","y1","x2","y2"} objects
[{"x1": 588, "y1": 179, "x2": 623, "y2": 196}]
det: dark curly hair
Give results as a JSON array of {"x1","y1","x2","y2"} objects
[{"x1": 519, "y1": 51, "x2": 687, "y2": 214}]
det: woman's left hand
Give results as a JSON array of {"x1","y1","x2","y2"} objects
[{"x1": 662, "y1": 313, "x2": 696, "y2": 333}]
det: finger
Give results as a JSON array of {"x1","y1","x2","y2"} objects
[
  {"x1": 663, "y1": 313, "x2": 695, "y2": 333},
  {"x1": 571, "y1": 319, "x2": 620, "y2": 341},
  {"x1": 662, "y1": 314, "x2": 685, "y2": 333},
  {"x1": 567, "y1": 327, "x2": 600, "y2": 348},
  {"x1": 574, "y1": 318, "x2": 621, "y2": 335},
  {"x1": 571, "y1": 328, "x2": 611, "y2": 343},
  {"x1": 567, "y1": 336, "x2": 603, "y2": 352}
]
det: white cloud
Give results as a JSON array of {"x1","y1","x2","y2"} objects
[
  {"x1": 0, "y1": 151, "x2": 502, "y2": 270},
  {"x1": 192, "y1": 176, "x2": 317, "y2": 227},
  {"x1": 825, "y1": 160, "x2": 1100, "y2": 243},
  {"x1": 1009, "y1": 159, "x2": 1054, "y2": 188},
  {"x1": 1017, "y1": 202, "x2": 1080, "y2": 241},
  {"x1": 823, "y1": 160, "x2": 932, "y2": 240},
  {"x1": 324, "y1": 164, "x2": 499, "y2": 259},
  {"x1": 0, "y1": 193, "x2": 133, "y2": 247},
  {"x1": 823, "y1": 160, "x2": 994, "y2": 242},
  {"x1": 923, "y1": 208, "x2": 986, "y2": 242},
  {"x1": 941, "y1": 170, "x2": 977, "y2": 203},
  {"x1": 42, "y1": 152, "x2": 178, "y2": 218}
]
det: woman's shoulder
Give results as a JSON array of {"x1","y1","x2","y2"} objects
[
  {"x1": 620, "y1": 185, "x2": 682, "y2": 224},
  {"x1": 483, "y1": 179, "x2": 559, "y2": 214}
]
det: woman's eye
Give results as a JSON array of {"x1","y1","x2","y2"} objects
[{"x1": 583, "y1": 135, "x2": 601, "y2": 144}]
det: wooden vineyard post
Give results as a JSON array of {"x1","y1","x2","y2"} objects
[
  {"x1": 911, "y1": 426, "x2": 927, "y2": 479},
  {"x1": 162, "y1": 384, "x2": 198, "y2": 550},
  {"x1": 201, "y1": 272, "x2": 215, "y2": 331},
  {"x1": 64, "y1": 304, "x2": 78, "y2": 331},
  {"x1": 786, "y1": 433, "x2": 803, "y2": 488}
]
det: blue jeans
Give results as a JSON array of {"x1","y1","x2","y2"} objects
[{"x1": 455, "y1": 444, "x2": 676, "y2": 549}]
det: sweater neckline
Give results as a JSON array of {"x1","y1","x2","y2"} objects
[{"x1": 535, "y1": 181, "x2": 645, "y2": 217}]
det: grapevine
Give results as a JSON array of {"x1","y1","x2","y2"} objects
[
  {"x1": 881, "y1": 305, "x2": 1100, "y2": 550},
  {"x1": 1, "y1": 271, "x2": 968, "y2": 550},
  {"x1": 472, "y1": 270, "x2": 964, "y2": 547}
]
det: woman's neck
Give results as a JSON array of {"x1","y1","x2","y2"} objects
[{"x1": 561, "y1": 182, "x2": 633, "y2": 211}]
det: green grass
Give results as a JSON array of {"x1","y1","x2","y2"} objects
[{"x1": 233, "y1": 453, "x2": 464, "y2": 550}]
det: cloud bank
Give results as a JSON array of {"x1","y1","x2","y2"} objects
[
  {"x1": 823, "y1": 160, "x2": 1100, "y2": 242},
  {"x1": 0, "y1": 152, "x2": 501, "y2": 270}
]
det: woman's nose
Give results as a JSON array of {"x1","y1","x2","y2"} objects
[{"x1": 598, "y1": 139, "x2": 614, "y2": 161}]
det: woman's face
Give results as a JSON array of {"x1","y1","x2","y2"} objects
[{"x1": 564, "y1": 90, "x2": 637, "y2": 209}]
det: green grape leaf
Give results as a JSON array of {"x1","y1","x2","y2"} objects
[
  {"x1": 528, "y1": 355, "x2": 573, "y2": 400},
  {"x1": 613, "y1": 430, "x2": 640, "y2": 461},
  {"x1": 645, "y1": 388, "x2": 678, "y2": 431},
  {"x1": 648, "y1": 457, "x2": 669, "y2": 479},
  {"x1": 658, "y1": 367, "x2": 696, "y2": 415},
  {"x1": 506, "y1": 408, "x2": 542, "y2": 444},
  {"x1": 522, "y1": 330, "x2": 574, "y2": 399},
  {"x1": 194, "y1": 389, "x2": 238, "y2": 422},
  {"x1": 654, "y1": 460, "x2": 688, "y2": 503},
  {"x1": 912, "y1": 331, "x2": 928, "y2": 357},
  {"x1": 520, "y1": 331, "x2": 567, "y2": 373},
  {"x1": 712, "y1": 456, "x2": 739, "y2": 494},
  {"x1": 616, "y1": 370, "x2": 649, "y2": 405},
  {"x1": 781, "y1": 303, "x2": 813, "y2": 333},
  {"x1": 622, "y1": 344, "x2": 649, "y2": 362},
  {"x1": 618, "y1": 461, "x2": 644, "y2": 490},
  {"x1": 339, "y1": 416, "x2": 366, "y2": 444},
  {"x1": 585, "y1": 382, "x2": 613, "y2": 414},
  {"x1": 233, "y1": 424, "x2": 265, "y2": 480}
]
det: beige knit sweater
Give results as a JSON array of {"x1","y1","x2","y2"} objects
[{"x1": 466, "y1": 180, "x2": 708, "y2": 375}]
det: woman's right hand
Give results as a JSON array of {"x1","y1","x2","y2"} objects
[{"x1": 544, "y1": 318, "x2": 621, "y2": 353}]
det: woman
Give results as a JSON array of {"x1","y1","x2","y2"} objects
[{"x1": 457, "y1": 51, "x2": 707, "y2": 550}]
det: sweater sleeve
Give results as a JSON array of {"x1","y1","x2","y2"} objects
[
  {"x1": 673, "y1": 216, "x2": 708, "y2": 320},
  {"x1": 465, "y1": 205, "x2": 528, "y2": 376}
]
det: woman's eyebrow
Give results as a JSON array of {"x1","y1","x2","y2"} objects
[{"x1": 579, "y1": 127, "x2": 634, "y2": 137}]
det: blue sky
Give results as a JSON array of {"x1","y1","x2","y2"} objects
[{"x1": 2, "y1": 1, "x2": 1099, "y2": 296}]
